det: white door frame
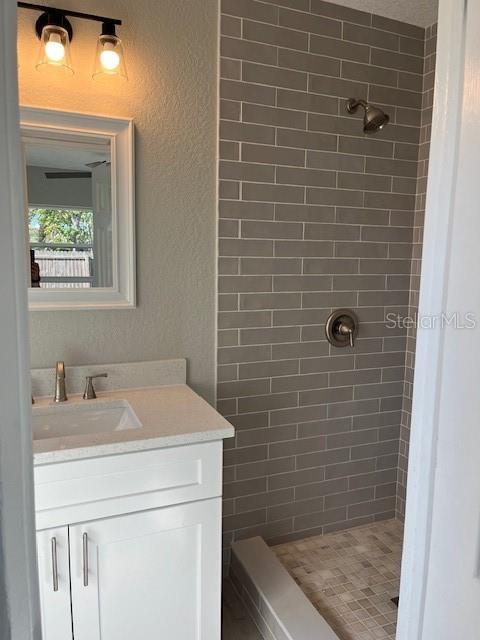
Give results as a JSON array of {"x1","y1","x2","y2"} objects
[
  {"x1": 396, "y1": 0, "x2": 470, "y2": 638},
  {"x1": 0, "y1": 0, "x2": 41, "y2": 638}
]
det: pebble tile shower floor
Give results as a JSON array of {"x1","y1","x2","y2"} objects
[{"x1": 274, "y1": 519, "x2": 402, "y2": 640}]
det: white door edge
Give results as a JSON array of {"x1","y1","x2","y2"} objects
[
  {"x1": 397, "y1": 0, "x2": 468, "y2": 638},
  {"x1": 0, "y1": 0, "x2": 41, "y2": 638}
]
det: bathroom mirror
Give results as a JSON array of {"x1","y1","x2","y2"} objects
[{"x1": 21, "y1": 107, "x2": 135, "y2": 310}]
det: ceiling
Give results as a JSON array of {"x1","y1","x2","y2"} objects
[
  {"x1": 25, "y1": 141, "x2": 109, "y2": 171},
  {"x1": 325, "y1": 0, "x2": 438, "y2": 27}
]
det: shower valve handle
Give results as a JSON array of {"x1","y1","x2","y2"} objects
[
  {"x1": 325, "y1": 309, "x2": 359, "y2": 349},
  {"x1": 338, "y1": 320, "x2": 355, "y2": 347}
]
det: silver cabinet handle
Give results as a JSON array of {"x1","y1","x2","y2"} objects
[
  {"x1": 51, "y1": 537, "x2": 58, "y2": 592},
  {"x1": 82, "y1": 533, "x2": 89, "y2": 587}
]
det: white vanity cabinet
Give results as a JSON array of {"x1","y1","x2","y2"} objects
[{"x1": 35, "y1": 440, "x2": 224, "y2": 640}]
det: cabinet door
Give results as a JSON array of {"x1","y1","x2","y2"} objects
[
  {"x1": 69, "y1": 498, "x2": 221, "y2": 640},
  {"x1": 36, "y1": 527, "x2": 73, "y2": 640}
]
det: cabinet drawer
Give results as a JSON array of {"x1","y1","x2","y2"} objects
[{"x1": 35, "y1": 440, "x2": 222, "y2": 530}]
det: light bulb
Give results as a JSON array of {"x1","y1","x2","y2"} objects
[
  {"x1": 100, "y1": 43, "x2": 120, "y2": 71},
  {"x1": 45, "y1": 32, "x2": 65, "y2": 62},
  {"x1": 93, "y1": 27, "x2": 127, "y2": 80}
]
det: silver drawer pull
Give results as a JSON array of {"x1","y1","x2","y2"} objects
[
  {"x1": 82, "y1": 533, "x2": 88, "y2": 587},
  {"x1": 51, "y1": 537, "x2": 58, "y2": 592}
]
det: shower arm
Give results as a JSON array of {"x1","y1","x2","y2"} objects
[{"x1": 346, "y1": 98, "x2": 367, "y2": 114}]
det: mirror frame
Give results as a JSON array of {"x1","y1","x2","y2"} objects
[{"x1": 20, "y1": 107, "x2": 135, "y2": 310}]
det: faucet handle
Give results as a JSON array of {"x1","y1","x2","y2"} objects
[{"x1": 83, "y1": 373, "x2": 108, "y2": 400}]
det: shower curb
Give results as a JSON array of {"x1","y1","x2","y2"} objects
[{"x1": 231, "y1": 536, "x2": 340, "y2": 640}]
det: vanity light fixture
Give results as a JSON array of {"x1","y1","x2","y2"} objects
[{"x1": 17, "y1": 2, "x2": 126, "y2": 79}]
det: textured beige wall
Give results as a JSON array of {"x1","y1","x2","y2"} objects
[{"x1": 18, "y1": 0, "x2": 219, "y2": 402}]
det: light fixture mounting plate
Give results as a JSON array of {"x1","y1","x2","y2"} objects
[{"x1": 35, "y1": 10, "x2": 73, "y2": 41}]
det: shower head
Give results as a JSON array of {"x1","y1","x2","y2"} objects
[{"x1": 346, "y1": 98, "x2": 389, "y2": 133}]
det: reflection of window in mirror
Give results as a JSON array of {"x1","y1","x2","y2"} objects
[{"x1": 23, "y1": 135, "x2": 113, "y2": 289}]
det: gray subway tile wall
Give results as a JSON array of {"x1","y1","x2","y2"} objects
[{"x1": 218, "y1": 0, "x2": 436, "y2": 563}]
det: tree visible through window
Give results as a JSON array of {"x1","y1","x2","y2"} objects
[
  {"x1": 29, "y1": 208, "x2": 95, "y2": 288},
  {"x1": 29, "y1": 208, "x2": 93, "y2": 245}
]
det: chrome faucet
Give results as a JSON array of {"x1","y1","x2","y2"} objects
[{"x1": 54, "y1": 361, "x2": 68, "y2": 403}]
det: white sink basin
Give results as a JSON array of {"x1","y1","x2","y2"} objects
[{"x1": 32, "y1": 400, "x2": 142, "y2": 441}]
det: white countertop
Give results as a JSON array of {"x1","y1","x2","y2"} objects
[{"x1": 33, "y1": 384, "x2": 234, "y2": 465}]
